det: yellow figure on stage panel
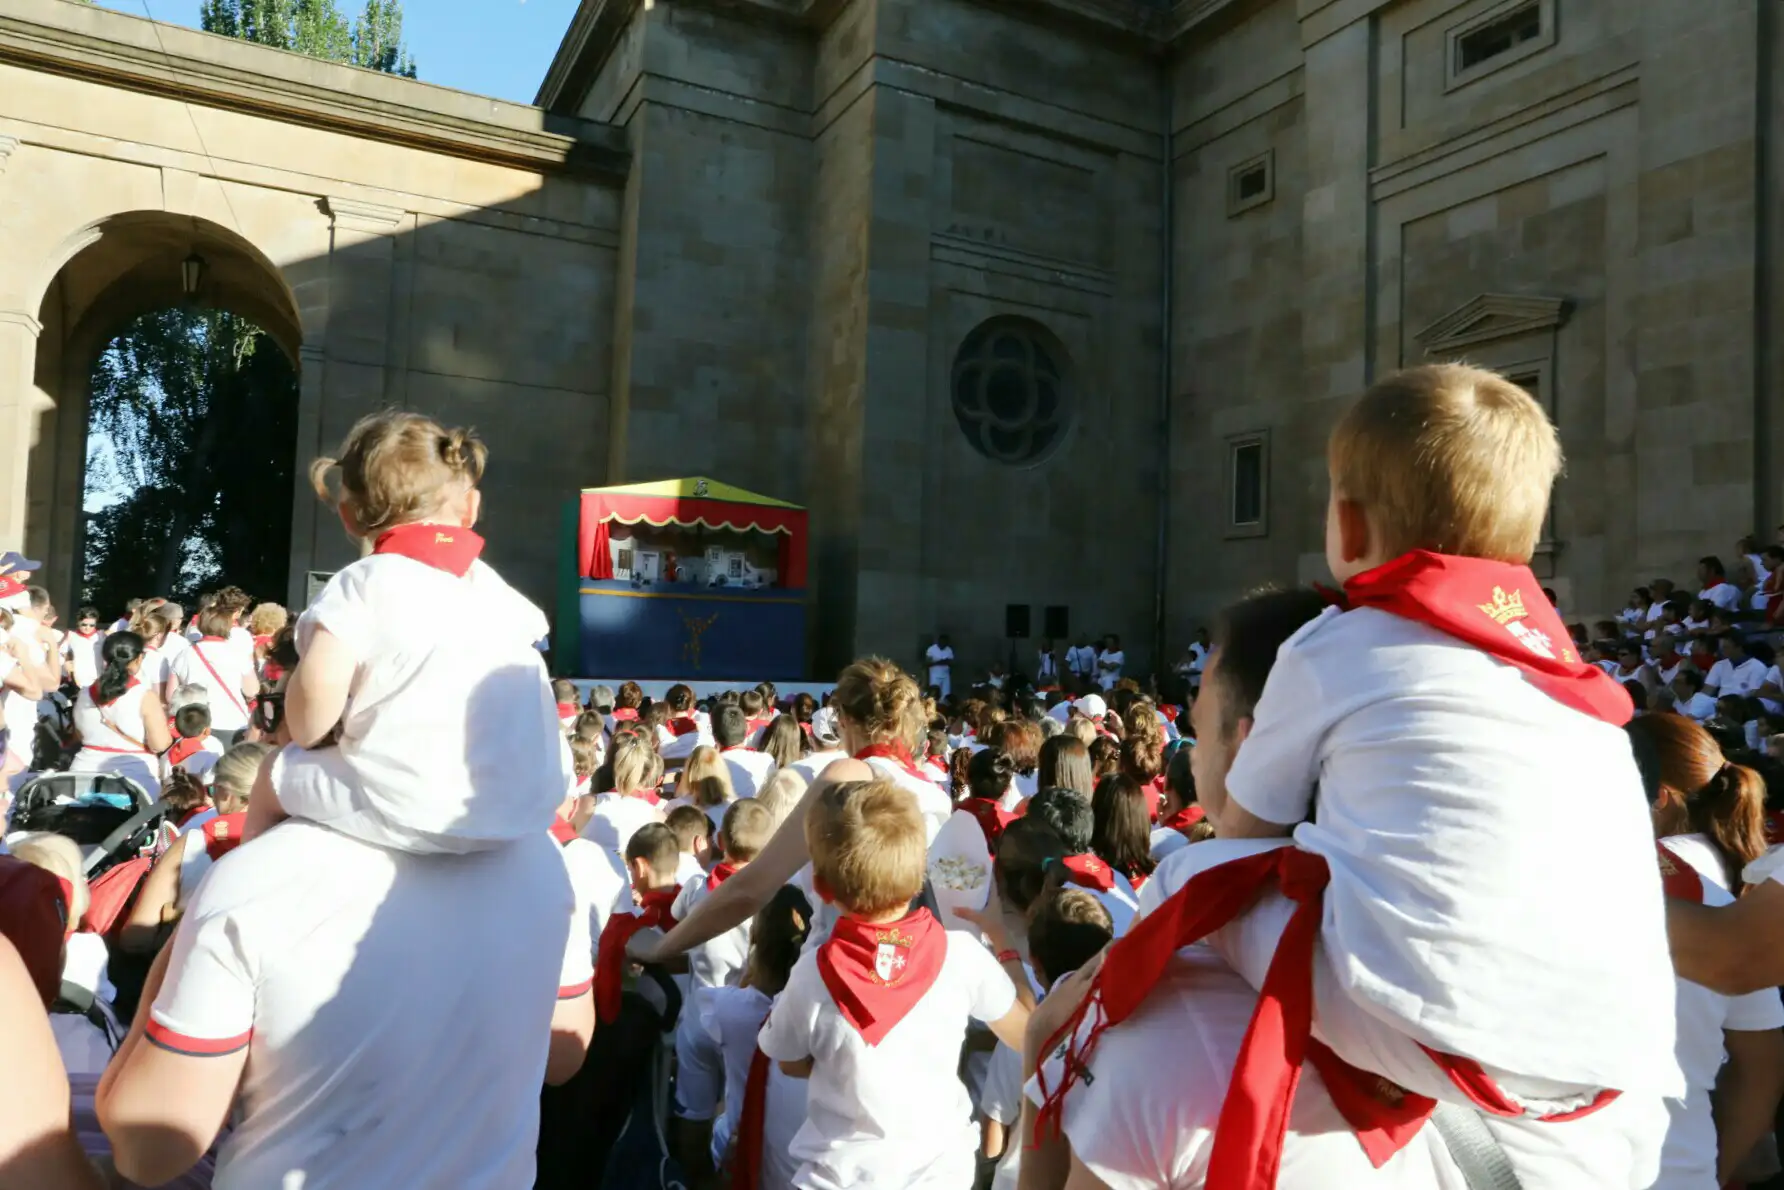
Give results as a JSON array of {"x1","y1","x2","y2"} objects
[{"x1": 681, "y1": 610, "x2": 720, "y2": 671}]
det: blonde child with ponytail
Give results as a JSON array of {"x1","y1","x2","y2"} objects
[{"x1": 245, "y1": 410, "x2": 571, "y2": 853}]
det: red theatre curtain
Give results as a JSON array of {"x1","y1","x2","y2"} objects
[{"x1": 588, "y1": 517, "x2": 613, "y2": 580}]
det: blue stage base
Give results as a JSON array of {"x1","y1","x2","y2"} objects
[{"x1": 578, "y1": 580, "x2": 807, "y2": 681}]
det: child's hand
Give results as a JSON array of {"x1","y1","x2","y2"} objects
[{"x1": 952, "y1": 882, "x2": 1010, "y2": 951}]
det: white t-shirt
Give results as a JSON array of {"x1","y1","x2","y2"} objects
[
  {"x1": 1700, "y1": 583, "x2": 1743, "y2": 613},
  {"x1": 862, "y1": 755, "x2": 954, "y2": 842},
  {"x1": 62, "y1": 629, "x2": 106, "y2": 689},
  {"x1": 703, "y1": 986, "x2": 807, "y2": 1188},
  {"x1": 148, "y1": 823, "x2": 587, "y2": 1189},
  {"x1": 658, "y1": 717, "x2": 714, "y2": 761},
  {"x1": 1066, "y1": 645, "x2": 1096, "y2": 677},
  {"x1": 279, "y1": 554, "x2": 566, "y2": 853},
  {"x1": 1705, "y1": 656, "x2": 1767, "y2": 698},
  {"x1": 1096, "y1": 650, "x2": 1125, "y2": 690},
  {"x1": 170, "y1": 638, "x2": 255, "y2": 734},
  {"x1": 1654, "y1": 834, "x2": 1784, "y2": 1190},
  {"x1": 925, "y1": 645, "x2": 954, "y2": 691},
  {"x1": 581, "y1": 792, "x2": 663, "y2": 858},
  {"x1": 1680, "y1": 691, "x2": 1719, "y2": 722},
  {"x1": 789, "y1": 749, "x2": 847, "y2": 787},
  {"x1": 1225, "y1": 605, "x2": 1680, "y2": 1095},
  {"x1": 561, "y1": 837, "x2": 627, "y2": 969},
  {"x1": 4, "y1": 620, "x2": 46, "y2": 763},
  {"x1": 672, "y1": 874, "x2": 751, "y2": 992},
  {"x1": 757, "y1": 929, "x2": 1017, "y2": 1189},
  {"x1": 722, "y1": 747, "x2": 777, "y2": 799},
  {"x1": 1760, "y1": 665, "x2": 1784, "y2": 716}
]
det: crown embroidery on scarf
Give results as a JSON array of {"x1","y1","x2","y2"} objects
[{"x1": 1477, "y1": 586, "x2": 1526, "y2": 626}]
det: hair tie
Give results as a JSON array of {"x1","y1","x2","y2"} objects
[{"x1": 1041, "y1": 856, "x2": 1058, "y2": 871}]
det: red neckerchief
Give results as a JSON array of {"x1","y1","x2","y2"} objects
[
  {"x1": 557, "y1": 701, "x2": 578, "y2": 720},
  {"x1": 548, "y1": 817, "x2": 578, "y2": 846},
  {"x1": 732, "y1": 1045, "x2": 773, "y2": 1190},
  {"x1": 167, "y1": 734, "x2": 209, "y2": 770},
  {"x1": 73, "y1": 628, "x2": 98, "y2": 639},
  {"x1": 665, "y1": 715, "x2": 701, "y2": 738},
  {"x1": 855, "y1": 742, "x2": 927, "y2": 782},
  {"x1": 1703, "y1": 580, "x2": 1727, "y2": 592},
  {"x1": 202, "y1": 812, "x2": 248, "y2": 862},
  {"x1": 594, "y1": 888, "x2": 681, "y2": 1024},
  {"x1": 1161, "y1": 804, "x2": 1206, "y2": 839},
  {"x1": 1036, "y1": 847, "x2": 1619, "y2": 1186},
  {"x1": 958, "y1": 798, "x2": 1015, "y2": 850},
  {"x1": 1161, "y1": 705, "x2": 1181, "y2": 722},
  {"x1": 1145, "y1": 775, "x2": 1166, "y2": 823},
  {"x1": 635, "y1": 788, "x2": 661, "y2": 807},
  {"x1": 817, "y1": 908, "x2": 945, "y2": 1045},
  {"x1": 1059, "y1": 854, "x2": 1115, "y2": 892},
  {"x1": 372, "y1": 523, "x2": 484, "y2": 577},
  {"x1": 1344, "y1": 551, "x2": 1633, "y2": 725},
  {"x1": 706, "y1": 861, "x2": 740, "y2": 892},
  {"x1": 87, "y1": 676, "x2": 139, "y2": 707},
  {"x1": 799, "y1": 722, "x2": 814, "y2": 737},
  {"x1": 610, "y1": 707, "x2": 639, "y2": 722},
  {"x1": 1656, "y1": 841, "x2": 1706, "y2": 902},
  {"x1": 746, "y1": 716, "x2": 775, "y2": 734}
]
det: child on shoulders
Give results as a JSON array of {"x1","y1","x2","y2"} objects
[
  {"x1": 245, "y1": 411, "x2": 568, "y2": 854},
  {"x1": 1043, "y1": 363, "x2": 1679, "y2": 1186},
  {"x1": 757, "y1": 779, "x2": 1029, "y2": 1189}
]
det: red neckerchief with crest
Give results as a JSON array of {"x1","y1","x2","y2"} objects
[
  {"x1": 665, "y1": 715, "x2": 702, "y2": 738},
  {"x1": 854, "y1": 743, "x2": 928, "y2": 782},
  {"x1": 1655, "y1": 841, "x2": 1706, "y2": 902},
  {"x1": 1059, "y1": 853, "x2": 1115, "y2": 892},
  {"x1": 373, "y1": 523, "x2": 483, "y2": 577},
  {"x1": 817, "y1": 908, "x2": 945, "y2": 1045},
  {"x1": 1161, "y1": 804, "x2": 1205, "y2": 839},
  {"x1": 1344, "y1": 551, "x2": 1632, "y2": 725},
  {"x1": 202, "y1": 812, "x2": 249, "y2": 862},
  {"x1": 958, "y1": 798, "x2": 1015, "y2": 850}
]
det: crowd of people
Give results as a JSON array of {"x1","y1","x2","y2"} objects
[{"x1": 3, "y1": 366, "x2": 1784, "y2": 1190}]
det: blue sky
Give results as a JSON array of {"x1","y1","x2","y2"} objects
[{"x1": 105, "y1": 0, "x2": 581, "y2": 103}]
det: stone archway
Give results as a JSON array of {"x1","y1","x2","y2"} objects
[{"x1": 19, "y1": 211, "x2": 303, "y2": 609}]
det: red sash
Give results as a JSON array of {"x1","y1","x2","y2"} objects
[
  {"x1": 372, "y1": 522, "x2": 483, "y2": 577},
  {"x1": 202, "y1": 812, "x2": 248, "y2": 862},
  {"x1": 958, "y1": 798, "x2": 1015, "y2": 850},
  {"x1": 191, "y1": 641, "x2": 250, "y2": 721},
  {"x1": 706, "y1": 861, "x2": 740, "y2": 892},
  {"x1": 732, "y1": 1046, "x2": 773, "y2": 1190},
  {"x1": 855, "y1": 743, "x2": 928, "y2": 783},
  {"x1": 665, "y1": 716, "x2": 702, "y2": 738},
  {"x1": 1036, "y1": 846, "x2": 1618, "y2": 1186},
  {"x1": 166, "y1": 735, "x2": 210, "y2": 771},
  {"x1": 549, "y1": 817, "x2": 578, "y2": 846},
  {"x1": 1161, "y1": 804, "x2": 1206, "y2": 839},
  {"x1": 1059, "y1": 853, "x2": 1115, "y2": 892},
  {"x1": 594, "y1": 888, "x2": 680, "y2": 1024},
  {"x1": 1344, "y1": 552, "x2": 1633, "y2": 725},
  {"x1": 816, "y1": 908, "x2": 945, "y2": 1045}
]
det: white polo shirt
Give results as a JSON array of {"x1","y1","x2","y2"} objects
[
  {"x1": 703, "y1": 986, "x2": 807, "y2": 1186},
  {"x1": 148, "y1": 823, "x2": 587, "y2": 1189},
  {"x1": 1225, "y1": 605, "x2": 1680, "y2": 1095},
  {"x1": 721, "y1": 747, "x2": 777, "y2": 799},
  {"x1": 282, "y1": 555, "x2": 565, "y2": 853},
  {"x1": 1699, "y1": 583, "x2": 1743, "y2": 613},
  {"x1": 581, "y1": 792, "x2": 663, "y2": 858},
  {"x1": 1705, "y1": 655, "x2": 1767, "y2": 698},
  {"x1": 757, "y1": 930, "x2": 1016, "y2": 1189}
]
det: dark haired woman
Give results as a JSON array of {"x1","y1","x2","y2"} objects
[
  {"x1": 70, "y1": 632, "x2": 169, "y2": 795},
  {"x1": 1627, "y1": 713, "x2": 1784, "y2": 1189},
  {"x1": 1090, "y1": 774, "x2": 1156, "y2": 889},
  {"x1": 961, "y1": 748, "x2": 1018, "y2": 850}
]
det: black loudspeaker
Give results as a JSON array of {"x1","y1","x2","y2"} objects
[
  {"x1": 1044, "y1": 605, "x2": 1070, "y2": 640},
  {"x1": 1005, "y1": 604, "x2": 1031, "y2": 640}
]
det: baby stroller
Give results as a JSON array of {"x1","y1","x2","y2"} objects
[
  {"x1": 536, "y1": 964, "x2": 688, "y2": 1190},
  {"x1": 5, "y1": 770, "x2": 167, "y2": 881}
]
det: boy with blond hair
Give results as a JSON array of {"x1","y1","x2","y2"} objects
[
  {"x1": 1042, "y1": 364, "x2": 1678, "y2": 1186},
  {"x1": 759, "y1": 779, "x2": 1028, "y2": 1189}
]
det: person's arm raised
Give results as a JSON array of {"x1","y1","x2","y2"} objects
[{"x1": 628, "y1": 757, "x2": 873, "y2": 963}]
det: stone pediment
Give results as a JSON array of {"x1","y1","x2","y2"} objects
[{"x1": 1413, "y1": 293, "x2": 1570, "y2": 356}]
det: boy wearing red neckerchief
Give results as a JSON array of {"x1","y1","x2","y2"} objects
[
  {"x1": 1040, "y1": 364, "x2": 1679, "y2": 1189},
  {"x1": 757, "y1": 779, "x2": 1028, "y2": 1188}
]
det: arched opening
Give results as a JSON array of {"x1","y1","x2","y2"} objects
[{"x1": 27, "y1": 213, "x2": 303, "y2": 614}]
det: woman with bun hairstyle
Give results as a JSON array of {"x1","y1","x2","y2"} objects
[
  {"x1": 1627, "y1": 713, "x2": 1784, "y2": 1190},
  {"x1": 628, "y1": 658, "x2": 951, "y2": 966},
  {"x1": 960, "y1": 748, "x2": 1018, "y2": 850},
  {"x1": 70, "y1": 631, "x2": 170, "y2": 796}
]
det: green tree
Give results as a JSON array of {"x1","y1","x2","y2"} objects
[{"x1": 197, "y1": 0, "x2": 416, "y2": 76}]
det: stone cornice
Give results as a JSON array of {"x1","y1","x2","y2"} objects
[
  {"x1": 0, "y1": 0, "x2": 628, "y2": 180},
  {"x1": 1415, "y1": 294, "x2": 1571, "y2": 355},
  {"x1": 324, "y1": 196, "x2": 408, "y2": 232}
]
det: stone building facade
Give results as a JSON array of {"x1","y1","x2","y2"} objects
[{"x1": 2, "y1": 0, "x2": 1778, "y2": 678}]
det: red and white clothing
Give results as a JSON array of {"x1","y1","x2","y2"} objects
[
  {"x1": 148, "y1": 823, "x2": 586, "y2": 1190},
  {"x1": 658, "y1": 715, "x2": 713, "y2": 761},
  {"x1": 705, "y1": 986, "x2": 807, "y2": 1189},
  {"x1": 1225, "y1": 602, "x2": 1679, "y2": 1101},
  {"x1": 72, "y1": 681, "x2": 159, "y2": 796},
  {"x1": 757, "y1": 927, "x2": 1016, "y2": 1189},
  {"x1": 62, "y1": 628, "x2": 105, "y2": 689},
  {"x1": 274, "y1": 536, "x2": 567, "y2": 854},
  {"x1": 1148, "y1": 805, "x2": 1206, "y2": 864},
  {"x1": 672, "y1": 869, "x2": 754, "y2": 1121},
  {"x1": 177, "y1": 812, "x2": 249, "y2": 902},
  {"x1": 581, "y1": 791, "x2": 663, "y2": 858},
  {"x1": 1699, "y1": 582, "x2": 1742, "y2": 613},
  {"x1": 1654, "y1": 834, "x2": 1784, "y2": 1189},
  {"x1": 171, "y1": 637, "x2": 256, "y2": 735},
  {"x1": 859, "y1": 749, "x2": 954, "y2": 842},
  {"x1": 723, "y1": 747, "x2": 777, "y2": 799},
  {"x1": 166, "y1": 734, "x2": 226, "y2": 783}
]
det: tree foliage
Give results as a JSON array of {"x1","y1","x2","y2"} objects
[
  {"x1": 197, "y1": 0, "x2": 417, "y2": 76},
  {"x1": 84, "y1": 311, "x2": 297, "y2": 613}
]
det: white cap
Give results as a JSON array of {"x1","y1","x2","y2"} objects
[{"x1": 1075, "y1": 693, "x2": 1108, "y2": 721}]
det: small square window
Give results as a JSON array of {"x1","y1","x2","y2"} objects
[
  {"x1": 1446, "y1": 0, "x2": 1554, "y2": 90},
  {"x1": 1225, "y1": 431, "x2": 1270, "y2": 538},
  {"x1": 1226, "y1": 151, "x2": 1274, "y2": 217}
]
